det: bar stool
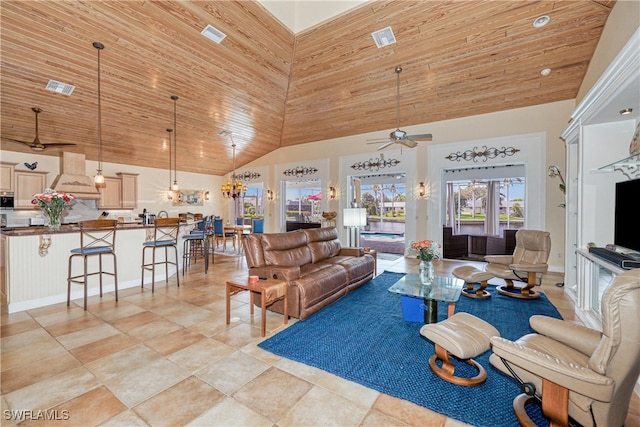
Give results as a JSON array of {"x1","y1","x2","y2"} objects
[
  {"x1": 141, "y1": 217, "x2": 180, "y2": 292},
  {"x1": 182, "y1": 219, "x2": 210, "y2": 275},
  {"x1": 67, "y1": 219, "x2": 118, "y2": 310}
]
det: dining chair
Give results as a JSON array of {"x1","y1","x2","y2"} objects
[
  {"x1": 252, "y1": 218, "x2": 264, "y2": 234},
  {"x1": 67, "y1": 219, "x2": 118, "y2": 310},
  {"x1": 213, "y1": 218, "x2": 236, "y2": 251}
]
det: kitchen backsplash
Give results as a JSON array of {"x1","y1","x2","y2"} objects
[{"x1": 2, "y1": 199, "x2": 137, "y2": 227}]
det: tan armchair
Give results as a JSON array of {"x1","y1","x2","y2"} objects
[
  {"x1": 489, "y1": 268, "x2": 640, "y2": 427},
  {"x1": 484, "y1": 229, "x2": 550, "y2": 299}
]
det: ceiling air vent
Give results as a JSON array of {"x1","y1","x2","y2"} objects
[
  {"x1": 371, "y1": 27, "x2": 396, "y2": 48},
  {"x1": 201, "y1": 24, "x2": 227, "y2": 44},
  {"x1": 45, "y1": 80, "x2": 75, "y2": 96}
]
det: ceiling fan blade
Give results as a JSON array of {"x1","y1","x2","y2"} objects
[
  {"x1": 405, "y1": 133, "x2": 433, "y2": 141},
  {"x1": 3, "y1": 137, "x2": 32, "y2": 145},
  {"x1": 42, "y1": 143, "x2": 77, "y2": 147},
  {"x1": 366, "y1": 137, "x2": 393, "y2": 142},
  {"x1": 377, "y1": 141, "x2": 395, "y2": 150},
  {"x1": 400, "y1": 139, "x2": 418, "y2": 148}
]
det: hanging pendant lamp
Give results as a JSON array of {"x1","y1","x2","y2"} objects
[
  {"x1": 171, "y1": 95, "x2": 179, "y2": 192},
  {"x1": 166, "y1": 128, "x2": 173, "y2": 200},
  {"x1": 220, "y1": 132, "x2": 246, "y2": 199},
  {"x1": 93, "y1": 41, "x2": 106, "y2": 188}
]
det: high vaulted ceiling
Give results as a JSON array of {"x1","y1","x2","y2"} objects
[{"x1": 0, "y1": 1, "x2": 616, "y2": 176}]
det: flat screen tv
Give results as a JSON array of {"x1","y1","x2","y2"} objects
[{"x1": 614, "y1": 178, "x2": 640, "y2": 254}]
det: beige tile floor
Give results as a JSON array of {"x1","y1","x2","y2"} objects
[{"x1": 1, "y1": 251, "x2": 638, "y2": 426}]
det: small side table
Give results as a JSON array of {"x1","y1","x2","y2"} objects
[
  {"x1": 226, "y1": 278, "x2": 288, "y2": 337},
  {"x1": 364, "y1": 248, "x2": 377, "y2": 276}
]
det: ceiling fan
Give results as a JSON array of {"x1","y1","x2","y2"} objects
[
  {"x1": 4, "y1": 107, "x2": 77, "y2": 151},
  {"x1": 367, "y1": 66, "x2": 433, "y2": 150}
]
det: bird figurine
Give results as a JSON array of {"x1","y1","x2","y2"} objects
[{"x1": 24, "y1": 162, "x2": 38, "y2": 170}]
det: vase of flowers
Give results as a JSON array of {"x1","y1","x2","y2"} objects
[
  {"x1": 409, "y1": 239, "x2": 441, "y2": 284},
  {"x1": 31, "y1": 188, "x2": 75, "y2": 231}
]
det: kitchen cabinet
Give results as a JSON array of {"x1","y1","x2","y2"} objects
[
  {"x1": 98, "y1": 177, "x2": 122, "y2": 209},
  {"x1": 15, "y1": 171, "x2": 47, "y2": 209},
  {"x1": 118, "y1": 173, "x2": 138, "y2": 209},
  {"x1": 1, "y1": 162, "x2": 16, "y2": 192},
  {"x1": 98, "y1": 173, "x2": 138, "y2": 209}
]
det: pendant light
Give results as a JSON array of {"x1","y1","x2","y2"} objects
[
  {"x1": 171, "y1": 95, "x2": 179, "y2": 192},
  {"x1": 166, "y1": 128, "x2": 173, "y2": 200},
  {"x1": 220, "y1": 132, "x2": 246, "y2": 199},
  {"x1": 93, "y1": 41, "x2": 106, "y2": 188}
]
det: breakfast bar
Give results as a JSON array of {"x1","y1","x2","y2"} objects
[{"x1": 0, "y1": 221, "x2": 198, "y2": 313}]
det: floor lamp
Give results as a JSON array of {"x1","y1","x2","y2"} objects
[{"x1": 343, "y1": 208, "x2": 367, "y2": 247}]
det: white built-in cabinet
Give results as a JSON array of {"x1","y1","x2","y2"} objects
[
  {"x1": 561, "y1": 29, "x2": 639, "y2": 329},
  {"x1": 0, "y1": 162, "x2": 16, "y2": 192}
]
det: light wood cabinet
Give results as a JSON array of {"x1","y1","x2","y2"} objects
[
  {"x1": 98, "y1": 177, "x2": 122, "y2": 209},
  {"x1": 98, "y1": 173, "x2": 138, "y2": 209},
  {"x1": 15, "y1": 171, "x2": 47, "y2": 209},
  {"x1": 118, "y1": 173, "x2": 138, "y2": 209},
  {"x1": 1, "y1": 162, "x2": 16, "y2": 192}
]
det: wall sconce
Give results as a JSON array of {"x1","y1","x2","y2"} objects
[
  {"x1": 418, "y1": 182, "x2": 426, "y2": 198},
  {"x1": 329, "y1": 186, "x2": 337, "y2": 200},
  {"x1": 204, "y1": 191, "x2": 210, "y2": 201},
  {"x1": 267, "y1": 189, "x2": 274, "y2": 201}
]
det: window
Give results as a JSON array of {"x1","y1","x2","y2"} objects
[
  {"x1": 241, "y1": 185, "x2": 265, "y2": 219},
  {"x1": 284, "y1": 179, "x2": 322, "y2": 223}
]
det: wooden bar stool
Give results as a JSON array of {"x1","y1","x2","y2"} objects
[
  {"x1": 141, "y1": 217, "x2": 180, "y2": 292},
  {"x1": 67, "y1": 219, "x2": 118, "y2": 310}
]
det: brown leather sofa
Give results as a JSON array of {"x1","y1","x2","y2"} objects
[{"x1": 243, "y1": 227, "x2": 375, "y2": 319}]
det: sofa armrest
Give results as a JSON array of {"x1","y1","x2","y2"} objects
[
  {"x1": 490, "y1": 336, "x2": 614, "y2": 402},
  {"x1": 248, "y1": 265, "x2": 301, "y2": 281},
  {"x1": 339, "y1": 247, "x2": 364, "y2": 257},
  {"x1": 529, "y1": 315, "x2": 602, "y2": 356}
]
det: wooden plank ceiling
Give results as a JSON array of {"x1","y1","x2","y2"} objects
[{"x1": 0, "y1": 1, "x2": 615, "y2": 176}]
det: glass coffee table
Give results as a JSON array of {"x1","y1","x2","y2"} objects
[{"x1": 388, "y1": 274, "x2": 464, "y2": 323}]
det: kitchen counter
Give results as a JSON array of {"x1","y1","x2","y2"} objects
[
  {"x1": 1, "y1": 220, "x2": 198, "y2": 236},
  {"x1": 1, "y1": 220, "x2": 200, "y2": 313}
]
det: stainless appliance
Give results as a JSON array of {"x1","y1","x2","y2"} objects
[
  {"x1": 144, "y1": 213, "x2": 156, "y2": 225},
  {"x1": 0, "y1": 193, "x2": 14, "y2": 209}
]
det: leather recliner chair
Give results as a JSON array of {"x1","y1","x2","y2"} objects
[
  {"x1": 489, "y1": 268, "x2": 640, "y2": 427},
  {"x1": 484, "y1": 229, "x2": 551, "y2": 299}
]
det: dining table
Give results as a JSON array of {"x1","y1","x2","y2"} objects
[{"x1": 224, "y1": 224, "x2": 252, "y2": 253}]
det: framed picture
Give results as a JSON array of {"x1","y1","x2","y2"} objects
[{"x1": 172, "y1": 189, "x2": 204, "y2": 206}]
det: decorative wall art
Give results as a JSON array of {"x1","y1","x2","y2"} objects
[
  {"x1": 351, "y1": 153, "x2": 400, "y2": 171},
  {"x1": 445, "y1": 145, "x2": 520, "y2": 162},
  {"x1": 283, "y1": 166, "x2": 318, "y2": 178},
  {"x1": 172, "y1": 189, "x2": 205, "y2": 206}
]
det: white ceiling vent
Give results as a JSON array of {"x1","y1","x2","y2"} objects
[
  {"x1": 371, "y1": 27, "x2": 396, "y2": 48},
  {"x1": 201, "y1": 24, "x2": 227, "y2": 44},
  {"x1": 45, "y1": 80, "x2": 75, "y2": 96}
]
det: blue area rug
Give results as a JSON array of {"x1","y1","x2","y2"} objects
[{"x1": 259, "y1": 271, "x2": 562, "y2": 427}]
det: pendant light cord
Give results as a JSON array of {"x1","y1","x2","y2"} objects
[
  {"x1": 395, "y1": 66, "x2": 402, "y2": 130},
  {"x1": 93, "y1": 42, "x2": 105, "y2": 173},
  {"x1": 171, "y1": 95, "x2": 179, "y2": 188}
]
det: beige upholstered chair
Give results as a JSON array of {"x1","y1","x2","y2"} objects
[
  {"x1": 484, "y1": 229, "x2": 550, "y2": 299},
  {"x1": 489, "y1": 268, "x2": 640, "y2": 427}
]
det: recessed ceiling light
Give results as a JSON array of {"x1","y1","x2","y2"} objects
[
  {"x1": 540, "y1": 68, "x2": 551, "y2": 76},
  {"x1": 533, "y1": 15, "x2": 550, "y2": 28},
  {"x1": 620, "y1": 108, "x2": 633, "y2": 116}
]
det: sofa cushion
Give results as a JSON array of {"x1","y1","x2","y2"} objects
[
  {"x1": 261, "y1": 230, "x2": 312, "y2": 266},
  {"x1": 243, "y1": 234, "x2": 266, "y2": 267},
  {"x1": 291, "y1": 264, "x2": 348, "y2": 309},
  {"x1": 319, "y1": 255, "x2": 375, "y2": 285},
  {"x1": 304, "y1": 227, "x2": 342, "y2": 263}
]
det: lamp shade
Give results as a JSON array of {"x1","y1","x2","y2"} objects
[{"x1": 343, "y1": 208, "x2": 367, "y2": 227}]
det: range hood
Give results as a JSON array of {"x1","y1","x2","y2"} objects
[{"x1": 50, "y1": 152, "x2": 100, "y2": 199}]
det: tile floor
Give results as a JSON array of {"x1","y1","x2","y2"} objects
[{"x1": 1, "y1": 251, "x2": 638, "y2": 426}]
